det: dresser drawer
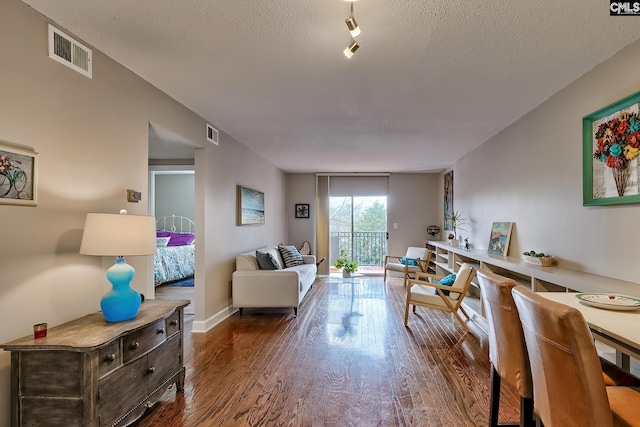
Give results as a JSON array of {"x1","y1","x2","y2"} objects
[
  {"x1": 148, "y1": 334, "x2": 182, "y2": 391},
  {"x1": 123, "y1": 320, "x2": 167, "y2": 363},
  {"x1": 166, "y1": 310, "x2": 181, "y2": 337},
  {"x1": 98, "y1": 355, "x2": 148, "y2": 427},
  {"x1": 98, "y1": 341, "x2": 121, "y2": 378}
]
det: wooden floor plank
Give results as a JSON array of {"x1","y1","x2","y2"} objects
[{"x1": 135, "y1": 276, "x2": 519, "y2": 426}]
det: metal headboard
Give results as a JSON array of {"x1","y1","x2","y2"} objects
[{"x1": 155, "y1": 215, "x2": 194, "y2": 233}]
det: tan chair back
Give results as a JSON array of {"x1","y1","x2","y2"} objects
[
  {"x1": 477, "y1": 270, "x2": 532, "y2": 399},
  {"x1": 511, "y1": 286, "x2": 613, "y2": 427}
]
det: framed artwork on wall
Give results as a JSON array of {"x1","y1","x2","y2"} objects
[
  {"x1": 295, "y1": 203, "x2": 309, "y2": 218},
  {"x1": 583, "y1": 90, "x2": 640, "y2": 206},
  {"x1": 487, "y1": 222, "x2": 513, "y2": 256},
  {"x1": 237, "y1": 185, "x2": 265, "y2": 226},
  {"x1": 0, "y1": 142, "x2": 38, "y2": 206},
  {"x1": 443, "y1": 170, "x2": 453, "y2": 230}
]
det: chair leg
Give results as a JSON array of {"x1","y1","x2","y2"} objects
[
  {"x1": 521, "y1": 396, "x2": 534, "y2": 427},
  {"x1": 489, "y1": 366, "x2": 501, "y2": 427},
  {"x1": 458, "y1": 304, "x2": 471, "y2": 321},
  {"x1": 451, "y1": 309, "x2": 470, "y2": 331},
  {"x1": 383, "y1": 268, "x2": 387, "y2": 283},
  {"x1": 491, "y1": 366, "x2": 530, "y2": 427},
  {"x1": 404, "y1": 298, "x2": 411, "y2": 326}
]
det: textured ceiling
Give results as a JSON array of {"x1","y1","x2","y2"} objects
[{"x1": 21, "y1": 0, "x2": 640, "y2": 173}]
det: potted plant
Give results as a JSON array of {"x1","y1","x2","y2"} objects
[
  {"x1": 334, "y1": 249, "x2": 358, "y2": 278},
  {"x1": 444, "y1": 210, "x2": 467, "y2": 247}
]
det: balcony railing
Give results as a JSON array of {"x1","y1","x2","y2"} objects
[{"x1": 330, "y1": 231, "x2": 387, "y2": 267}]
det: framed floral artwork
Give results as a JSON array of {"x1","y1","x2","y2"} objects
[
  {"x1": 583, "y1": 90, "x2": 640, "y2": 206},
  {"x1": 0, "y1": 142, "x2": 38, "y2": 206},
  {"x1": 443, "y1": 170, "x2": 453, "y2": 230}
]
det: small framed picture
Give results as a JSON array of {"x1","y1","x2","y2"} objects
[
  {"x1": 295, "y1": 203, "x2": 309, "y2": 218},
  {"x1": 0, "y1": 142, "x2": 38, "y2": 206},
  {"x1": 487, "y1": 222, "x2": 513, "y2": 256}
]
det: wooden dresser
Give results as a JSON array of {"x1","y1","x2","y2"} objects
[{"x1": 1, "y1": 299, "x2": 190, "y2": 427}]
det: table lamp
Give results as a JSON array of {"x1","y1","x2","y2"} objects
[{"x1": 80, "y1": 210, "x2": 156, "y2": 322}]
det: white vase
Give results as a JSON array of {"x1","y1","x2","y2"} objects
[{"x1": 342, "y1": 270, "x2": 351, "y2": 278}]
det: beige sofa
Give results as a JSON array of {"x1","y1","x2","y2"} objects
[{"x1": 232, "y1": 246, "x2": 317, "y2": 316}]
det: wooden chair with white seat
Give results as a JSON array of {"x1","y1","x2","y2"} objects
[
  {"x1": 383, "y1": 247, "x2": 432, "y2": 288},
  {"x1": 404, "y1": 262, "x2": 476, "y2": 331}
]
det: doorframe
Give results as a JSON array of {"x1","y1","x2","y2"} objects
[{"x1": 146, "y1": 167, "x2": 195, "y2": 300}]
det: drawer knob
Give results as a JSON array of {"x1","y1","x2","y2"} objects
[
  {"x1": 169, "y1": 320, "x2": 178, "y2": 326},
  {"x1": 105, "y1": 353, "x2": 116, "y2": 362},
  {"x1": 130, "y1": 341, "x2": 140, "y2": 350},
  {"x1": 148, "y1": 366, "x2": 155, "y2": 374},
  {"x1": 157, "y1": 328, "x2": 165, "y2": 335}
]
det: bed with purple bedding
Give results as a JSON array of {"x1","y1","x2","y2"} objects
[{"x1": 154, "y1": 215, "x2": 195, "y2": 286}]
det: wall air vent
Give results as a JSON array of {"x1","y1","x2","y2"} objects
[
  {"x1": 206, "y1": 123, "x2": 219, "y2": 145},
  {"x1": 48, "y1": 24, "x2": 92, "y2": 78}
]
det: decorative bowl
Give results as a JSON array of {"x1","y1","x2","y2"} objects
[{"x1": 522, "y1": 254, "x2": 555, "y2": 267}]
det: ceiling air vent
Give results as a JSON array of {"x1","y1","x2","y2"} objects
[
  {"x1": 206, "y1": 124, "x2": 219, "y2": 145},
  {"x1": 48, "y1": 24, "x2": 92, "y2": 78}
]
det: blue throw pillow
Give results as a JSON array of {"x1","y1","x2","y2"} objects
[
  {"x1": 435, "y1": 273, "x2": 456, "y2": 296},
  {"x1": 400, "y1": 256, "x2": 418, "y2": 266}
]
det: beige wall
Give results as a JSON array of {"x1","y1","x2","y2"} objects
[
  {"x1": 0, "y1": 1, "x2": 288, "y2": 425},
  {"x1": 387, "y1": 173, "x2": 440, "y2": 256},
  {"x1": 448, "y1": 38, "x2": 640, "y2": 285},
  {"x1": 286, "y1": 173, "x2": 316, "y2": 250},
  {"x1": 285, "y1": 173, "x2": 439, "y2": 263},
  {"x1": 193, "y1": 132, "x2": 286, "y2": 329}
]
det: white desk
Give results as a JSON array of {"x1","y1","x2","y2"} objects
[{"x1": 539, "y1": 292, "x2": 640, "y2": 370}]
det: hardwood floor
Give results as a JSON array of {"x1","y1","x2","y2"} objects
[
  {"x1": 155, "y1": 283, "x2": 194, "y2": 315},
  {"x1": 135, "y1": 276, "x2": 519, "y2": 426}
]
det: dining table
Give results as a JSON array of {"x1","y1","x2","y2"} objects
[{"x1": 538, "y1": 292, "x2": 640, "y2": 371}]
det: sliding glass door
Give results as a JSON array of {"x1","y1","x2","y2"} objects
[{"x1": 329, "y1": 196, "x2": 387, "y2": 274}]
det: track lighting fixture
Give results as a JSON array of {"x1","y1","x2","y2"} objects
[
  {"x1": 345, "y1": 16, "x2": 361, "y2": 37},
  {"x1": 343, "y1": 39, "x2": 360, "y2": 59},
  {"x1": 343, "y1": 1, "x2": 361, "y2": 58}
]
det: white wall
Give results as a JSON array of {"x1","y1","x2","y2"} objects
[{"x1": 450, "y1": 38, "x2": 640, "y2": 285}]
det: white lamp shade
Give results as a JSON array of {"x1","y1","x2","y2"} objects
[{"x1": 80, "y1": 213, "x2": 157, "y2": 256}]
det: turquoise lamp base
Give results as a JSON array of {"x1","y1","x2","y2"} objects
[{"x1": 101, "y1": 257, "x2": 141, "y2": 322}]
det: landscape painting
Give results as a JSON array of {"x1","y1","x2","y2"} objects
[
  {"x1": 487, "y1": 222, "x2": 513, "y2": 256},
  {"x1": 237, "y1": 185, "x2": 265, "y2": 226}
]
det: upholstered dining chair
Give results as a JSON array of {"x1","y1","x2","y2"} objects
[
  {"x1": 512, "y1": 285, "x2": 640, "y2": 427},
  {"x1": 384, "y1": 247, "x2": 432, "y2": 288},
  {"x1": 476, "y1": 270, "x2": 534, "y2": 427},
  {"x1": 404, "y1": 262, "x2": 475, "y2": 331}
]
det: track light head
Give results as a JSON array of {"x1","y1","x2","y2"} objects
[
  {"x1": 343, "y1": 40, "x2": 360, "y2": 58},
  {"x1": 345, "y1": 16, "x2": 361, "y2": 38}
]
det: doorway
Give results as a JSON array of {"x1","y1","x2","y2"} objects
[
  {"x1": 329, "y1": 196, "x2": 387, "y2": 275},
  {"x1": 147, "y1": 123, "x2": 197, "y2": 316}
]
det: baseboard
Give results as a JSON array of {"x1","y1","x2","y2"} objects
[{"x1": 192, "y1": 305, "x2": 238, "y2": 333}]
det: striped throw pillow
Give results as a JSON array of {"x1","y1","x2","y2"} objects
[{"x1": 278, "y1": 245, "x2": 304, "y2": 268}]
